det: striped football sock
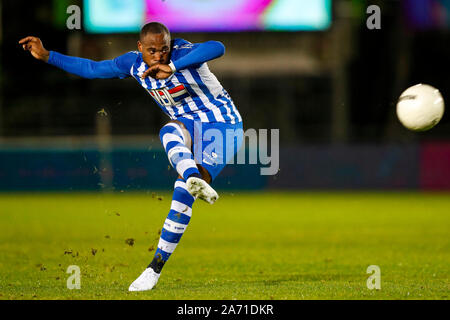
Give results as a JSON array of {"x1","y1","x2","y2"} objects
[
  {"x1": 149, "y1": 178, "x2": 195, "y2": 273},
  {"x1": 159, "y1": 122, "x2": 201, "y2": 181}
]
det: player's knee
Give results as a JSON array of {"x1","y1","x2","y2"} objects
[{"x1": 159, "y1": 123, "x2": 174, "y2": 142}]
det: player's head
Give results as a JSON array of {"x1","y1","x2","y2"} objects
[{"x1": 138, "y1": 22, "x2": 171, "y2": 67}]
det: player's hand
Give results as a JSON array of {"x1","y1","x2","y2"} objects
[
  {"x1": 141, "y1": 64, "x2": 174, "y2": 80},
  {"x1": 19, "y1": 36, "x2": 50, "y2": 62}
]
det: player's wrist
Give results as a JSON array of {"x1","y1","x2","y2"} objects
[{"x1": 42, "y1": 50, "x2": 50, "y2": 63}]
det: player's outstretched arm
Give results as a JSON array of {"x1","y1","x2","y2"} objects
[
  {"x1": 19, "y1": 36, "x2": 134, "y2": 79},
  {"x1": 172, "y1": 41, "x2": 225, "y2": 71}
]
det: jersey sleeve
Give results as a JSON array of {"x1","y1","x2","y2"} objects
[
  {"x1": 171, "y1": 39, "x2": 225, "y2": 71},
  {"x1": 47, "y1": 51, "x2": 138, "y2": 79}
]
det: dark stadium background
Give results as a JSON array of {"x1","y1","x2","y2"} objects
[{"x1": 1, "y1": 0, "x2": 450, "y2": 191}]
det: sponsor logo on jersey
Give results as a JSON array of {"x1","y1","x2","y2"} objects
[{"x1": 149, "y1": 85, "x2": 191, "y2": 107}]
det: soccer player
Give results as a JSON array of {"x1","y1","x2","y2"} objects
[{"x1": 19, "y1": 22, "x2": 243, "y2": 292}]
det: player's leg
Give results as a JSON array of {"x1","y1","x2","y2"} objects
[
  {"x1": 161, "y1": 119, "x2": 218, "y2": 203},
  {"x1": 128, "y1": 177, "x2": 195, "y2": 292},
  {"x1": 128, "y1": 121, "x2": 215, "y2": 291},
  {"x1": 128, "y1": 121, "x2": 243, "y2": 291}
]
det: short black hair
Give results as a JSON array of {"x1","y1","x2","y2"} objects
[{"x1": 140, "y1": 22, "x2": 170, "y2": 39}]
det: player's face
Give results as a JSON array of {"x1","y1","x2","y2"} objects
[{"x1": 138, "y1": 33, "x2": 171, "y2": 67}]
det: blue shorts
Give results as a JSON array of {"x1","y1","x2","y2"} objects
[{"x1": 177, "y1": 118, "x2": 244, "y2": 181}]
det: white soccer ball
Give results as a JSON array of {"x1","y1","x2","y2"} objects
[{"x1": 396, "y1": 84, "x2": 445, "y2": 132}]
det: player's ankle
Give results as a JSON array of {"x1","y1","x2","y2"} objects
[
  {"x1": 148, "y1": 258, "x2": 165, "y2": 274},
  {"x1": 187, "y1": 173, "x2": 202, "y2": 180}
]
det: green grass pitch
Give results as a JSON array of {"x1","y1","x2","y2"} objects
[{"x1": 0, "y1": 192, "x2": 448, "y2": 300}]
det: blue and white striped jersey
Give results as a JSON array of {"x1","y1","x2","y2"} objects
[{"x1": 127, "y1": 39, "x2": 241, "y2": 124}]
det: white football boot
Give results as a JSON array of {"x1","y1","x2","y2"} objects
[
  {"x1": 128, "y1": 268, "x2": 161, "y2": 292},
  {"x1": 186, "y1": 177, "x2": 219, "y2": 204}
]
